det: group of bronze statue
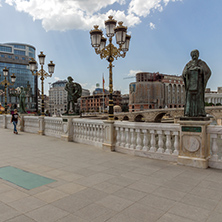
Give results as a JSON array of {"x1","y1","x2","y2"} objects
[{"x1": 18, "y1": 49, "x2": 211, "y2": 117}]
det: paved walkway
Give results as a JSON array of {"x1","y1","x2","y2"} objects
[{"x1": 0, "y1": 128, "x2": 222, "y2": 222}]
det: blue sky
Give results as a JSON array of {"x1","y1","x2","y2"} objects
[{"x1": 0, "y1": 0, "x2": 221, "y2": 95}]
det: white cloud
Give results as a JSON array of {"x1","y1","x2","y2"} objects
[
  {"x1": 127, "y1": 69, "x2": 142, "y2": 77},
  {"x1": 4, "y1": 0, "x2": 180, "y2": 31},
  {"x1": 128, "y1": 0, "x2": 180, "y2": 17},
  {"x1": 149, "y1": 22, "x2": 156, "y2": 29},
  {"x1": 54, "y1": 76, "x2": 60, "y2": 80}
]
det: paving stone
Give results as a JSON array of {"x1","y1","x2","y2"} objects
[
  {"x1": 0, "y1": 202, "x2": 21, "y2": 222},
  {"x1": 157, "y1": 213, "x2": 196, "y2": 222},
  {"x1": 168, "y1": 202, "x2": 211, "y2": 222},
  {"x1": 138, "y1": 193, "x2": 176, "y2": 212},
  {"x1": 74, "y1": 203, "x2": 115, "y2": 221},
  {"x1": 96, "y1": 195, "x2": 133, "y2": 212},
  {"x1": 8, "y1": 196, "x2": 46, "y2": 213},
  {"x1": 113, "y1": 187, "x2": 147, "y2": 202},
  {"x1": 180, "y1": 193, "x2": 219, "y2": 211},
  {"x1": 4, "y1": 215, "x2": 36, "y2": 222},
  {"x1": 34, "y1": 188, "x2": 68, "y2": 203},
  {"x1": 26, "y1": 204, "x2": 69, "y2": 222},
  {"x1": 121, "y1": 202, "x2": 164, "y2": 222}
]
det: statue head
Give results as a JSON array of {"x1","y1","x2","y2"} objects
[
  {"x1": 190, "y1": 49, "x2": 199, "y2": 61},
  {"x1": 67, "y1": 76, "x2": 73, "y2": 82}
]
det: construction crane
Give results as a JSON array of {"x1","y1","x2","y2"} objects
[{"x1": 123, "y1": 76, "x2": 136, "y2": 79}]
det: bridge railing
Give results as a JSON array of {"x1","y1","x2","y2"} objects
[
  {"x1": 114, "y1": 121, "x2": 180, "y2": 162},
  {"x1": 1, "y1": 114, "x2": 222, "y2": 169},
  {"x1": 44, "y1": 117, "x2": 63, "y2": 138},
  {"x1": 72, "y1": 118, "x2": 105, "y2": 148},
  {"x1": 23, "y1": 116, "x2": 39, "y2": 133},
  {"x1": 208, "y1": 125, "x2": 222, "y2": 169}
]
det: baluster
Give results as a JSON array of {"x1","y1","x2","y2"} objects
[
  {"x1": 142, "y1": 129, "x2": 149, "y2": 151},
  {"x1": 93, "y1": 124, "x2": 96, "y2": 141},
  {"x1": 75, "y1": 123, "x2": 79, "y2": 138},
  {"x1": 116, "y1": 127, "x2": 120, "y2": 146},
  {"x1": 149, "y1": 130, "x2": 156, "y2": 152},
  {"x1": 130, "y1": 128, "x2": 136, "y2": 149},
  {"x1": 157, "y1": 130, "x2": 164, "y2": 153},
  {"x1": 90, "y1": 124, "x2": 93, "y2": 140},
  {"x1": 125, "y1": 128, "x2": 130, "y2": 148},
  {"x1": 83, "y1": 123, "x2": 86, "y2": 140},
  {"x1": 87, "y1": 124, "x2": 90, "y2": 140},
  {"x1": 100, "y1": 125, "x2": 103, "y2": 142},
  {"x1": 136, "y1": 129, "x2": 142, "y2": 150},
  {"x1": 120, "y1": 127, "x2": 126, "y2": 147},
  {"x1": 96, "y1": 125, "x2": 100, "y2": 141},
  {"x1": 88, "y1": 124, "x2": 91, "y2": 140},
  {"x1": 173, "y1": 131, "x2": 179, "y2": 155},
  {"x1": 164, "y1": 131, "x2": 172, "y2": 154},
  {"x1": 211, "y1": 134, "x2": 218, "y2": 161}
]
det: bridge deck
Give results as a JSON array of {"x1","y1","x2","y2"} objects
[{"x1": 0, "y1": 128, "x2": 222, "y2": 221}]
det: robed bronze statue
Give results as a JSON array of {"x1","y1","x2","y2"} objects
[
  {"x1": 19, "y1": 87, "x2": 27, "y2": 114},
  {"x1": 64, "y1": 76, "x2": 82, "y2": 115},
  {"x1": 182, "y1": 50, "x2": 211, "y2": 117}
]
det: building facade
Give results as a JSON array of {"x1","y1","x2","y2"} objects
[
  {"x1": 205, "y1": 87, "x2": 222, "y2": 105},
  {"x1": 49, "y1": 80, "x2": 90, "y2": 116},
  {"x1": 80, "y1": 88, "x2": 122, "y2": 113},
  {"x1": 0, "y1": 43, "x2": 37, "y2": 112},
  {"x1": 49, "y1": 80, "x2": 67, "y2": 116},
  {"x1": 129, "y1": 72, "x2": 185, "y2": 112}
]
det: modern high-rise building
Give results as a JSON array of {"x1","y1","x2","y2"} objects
[{"x1": 0, "y1": 42, "x2": 37, "y2": 112}]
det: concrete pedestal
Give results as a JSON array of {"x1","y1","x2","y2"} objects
[
  {"x1": 61, "y1": 116, "x2": 75, "y2": 142},
  {"x1": 102, "y1": 120, "x2": 115, "y2": 151},
  {"x1": 178, "y1": 118, "x2": 211, "y2": 168}
]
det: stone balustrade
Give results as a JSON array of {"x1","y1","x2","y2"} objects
[
  {"x1": 208, "y1": 125, "x2": 222, "y2": 169},
  {"x1": 1, "y1": 114, "x2": 222, "y2": 169},
  {"x1": 114, "y1": 121, "x2": 180, "y2": 162}
]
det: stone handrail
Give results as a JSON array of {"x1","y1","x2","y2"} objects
[
  {"x1": 114, "y1": 121, "x2": 180, "y2": 162},
  {"x1": 207, "y1": 125, "x2": 222, "y2": 169},
  {"x1": 72, "y1": 118, "x2": 105, "y2": 148},
  {"x1": 1, "y1": 114, "x2": 222, "y2": 169}
]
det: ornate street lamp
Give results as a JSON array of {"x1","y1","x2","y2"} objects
[
  {"x1": 29, "y1": 52, "x2": 55, "y2": 116},
  {"x1": 0, "y1": 67, "x2": 16, "y2": 114},
  {"x1": 90, "y1": 15, "x2": 131, "y2": 120}
]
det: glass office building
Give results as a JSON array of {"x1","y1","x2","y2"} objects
[{"x1": 0, "y1": 43, "x2": 37, "y2": 112}]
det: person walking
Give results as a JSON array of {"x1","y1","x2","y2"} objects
[{"x1": 11, "y1": 109, "x2": 21, "y2": 134}]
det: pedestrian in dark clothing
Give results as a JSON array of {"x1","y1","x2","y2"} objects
[{"x1": 11, "y1": 109, "x2": 21, "y2": 134}]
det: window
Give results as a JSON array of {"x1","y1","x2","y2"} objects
[
  {"x1": 14, "y1": 50, "x2": 26, "y2": 56},
  {"x1": 0, "y1": 46, "x2": 12, "y2": 52},
  {"x1": 13, "y1": 44, "x2": 25, "y2": 49}
]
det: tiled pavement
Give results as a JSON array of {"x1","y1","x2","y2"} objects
[{"x1": 0, "y1": 128, "x2": 222, "y2": 222}]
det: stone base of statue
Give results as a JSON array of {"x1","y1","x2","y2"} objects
[
  {"x1": 61, "y1": 115, "x2": 80, "y2": 142},
  {"x1": 177, "y1": 117, "x2": 211, "y2": 169}
]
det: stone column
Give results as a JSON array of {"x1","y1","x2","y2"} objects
[
  {"x1": 102, "y1": 120, "x2": 115, "y2": 151},
  {"x1": 61, "y1": 116, "x2": 74, "y2": 142},
  {"x1": 2, "y1": 115, "x2": 7, "y2": 128},
  {"x1": 38, "y1": 116, "x2": 45, "y2": 135},
  {"x1": 178, "y1": 118, "x2": 211, "y2": 168},
  {"x1": 19, "y1": 115, "x2": 25, "y2": 132}
]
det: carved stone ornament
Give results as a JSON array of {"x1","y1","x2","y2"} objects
[{"x1": 183, "y1": 135, "x2": 200, "y2": 152}]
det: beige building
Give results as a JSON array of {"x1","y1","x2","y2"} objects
[
  {"x1": 205, "y1": 87, "x2": 222, "y2": 105},
  {"x1": 129, "y1": 72, "x2": 185, "y2": 112}
]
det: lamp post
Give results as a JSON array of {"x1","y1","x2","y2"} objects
[
  {"x1": 29, "y1": 52, "x2": 55, "y2": 116},
  {"x1": 90, "y1": 15, "x2": 131, "y2": 120},
  {"x1": 0, "y1": 67, "x2": 16, "y2": 114}
]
